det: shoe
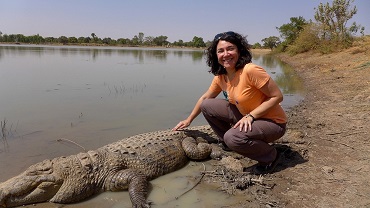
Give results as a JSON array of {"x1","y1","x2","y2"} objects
[
  {"x1": 218, "y1": 142, "x2": 232, "y2": 151},
  {"x1": 253, "y1": 152, "x2": 281, "y2": 175}
]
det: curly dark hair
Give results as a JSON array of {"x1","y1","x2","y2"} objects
[{"x1": 206, "y1": 31, "x2": 252, "y2": 75}]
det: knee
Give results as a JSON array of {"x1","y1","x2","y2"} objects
[
  {"x1": 200, "y1": 98, "x2": 211, "y2": 112},
  {"x1": 223, "y1": 130, "x2": 238, "y2": 147}
]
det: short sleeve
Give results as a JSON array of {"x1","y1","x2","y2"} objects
[
  {"x1": 208, "y1": 76, "x2": 223, "y2": 93},
  {"x1": 245, "y1": 64, "x2": 270, "y2": 89}
]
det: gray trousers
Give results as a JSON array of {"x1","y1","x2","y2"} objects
[{"x1": 200, "y1": 98, "x2": 286, "y2": 164}]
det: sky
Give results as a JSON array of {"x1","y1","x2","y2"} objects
[{"x1": 0, "y1": 0, "x2": 369, "y2": 44}]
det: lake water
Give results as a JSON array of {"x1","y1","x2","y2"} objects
[{"x1": 0, "y1": 45, "x2": 303, "y2": 207}]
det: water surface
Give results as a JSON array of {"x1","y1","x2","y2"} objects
[{"x1": 0, "y1": 45, "x2": 303, "y2": 207}]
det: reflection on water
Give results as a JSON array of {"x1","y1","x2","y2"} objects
[
  {"x1": 0, "y1": 45, "x2": 303, "y2": 207},
  {"x1": 0, "y1": 45, "x2": 205, "y2": 63}
]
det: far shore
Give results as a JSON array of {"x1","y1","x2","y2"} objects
[{"x1": 0, "y1": 42, "x2": 272, "y2": 54}]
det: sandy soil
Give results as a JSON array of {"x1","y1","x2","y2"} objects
[{"x1": 208, "y1": 38, "x2": 370, "y2": 208}]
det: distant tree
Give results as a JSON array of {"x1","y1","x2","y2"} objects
[
  {"x1": 131, "y1": 35, "x2": 139, "y2": 45},
  {"x1": 262, "y1": 36, "x2": 280, "y2": 50},
  {"x1": 13, "y1": 34, "x2": 26, "y2": 43},
  {"x1": 153, "y1": 35, "x2": 168, "y2": 46},
  {"x1": 191, "y1": 36, "x2": 206, "y2": 48},
  {"x1": 173, "y1": 39, "x2": 184, "y2": 47},
  {"x1": 1, "y1": 34, "x2": 9, "y2": 42},
  {"x1": 143, "y1": 36, "x2": 154, "y2": 46},
  {"x1": 58, "y1": 36, "x2": 68, "y2": 45},
  {"x1": 45, "y1": 37, "x2": 57, "y2": 43},
  {"x1": 314, "y1": 0, "x2": 364, "y2": 42},
  {"x1": 91, "y1": 33, "x2": 98, "y2": 43},
  {"x1": 29, "y1": 34, "x2": 44, "y2": 44},
  {"x1": 138, "y1": 32, "x2": 144, "y2": 44},
  {"x1": 76, "y1": 36, "x2": 91, "y2": 44},
  {"x1": 102, "y1": 37, "x2": 116, "y2": 45},
  {"x1": 277, "y1": 16, "x2": 308, "y2": 45},
  {"x1": 117, "y1": 38, "x2": 130, "y2": 45},
  {"x1": 68, "y1": 36, "x2": 78, "y2": 44},
  {"x1": 252, "y1": 42, "x2": 262, "y2": 49}
]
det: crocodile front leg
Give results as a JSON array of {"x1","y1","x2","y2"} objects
[{"x1": 105, "y1": 169, "x2": 150, "y2": 208}]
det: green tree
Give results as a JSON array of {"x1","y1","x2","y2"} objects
[
  {"x1": 143, "y1": 36, "x2": 154, "y2": 46},
  {"x1": 102, "y1": 37, "x2": 116, "y2": 45},
  {"x1": 58, "y1": 36, "x2": 68, "y2": 45},
  {"x1": 252, "y1": 42, "x2": 262, "y2": 49},
  {"x1": 262, "y1": 36, "x2": 280, "y2": 50},
  {"x1": 173, "y1": 39, "x2": 184, "y2": 47},
  {"x1": 117, "y1": 38, "x2": 130, "y2": 45},
  {"x1": 314, "y1": 0, "x2": 364, "y2": 42},
  {"x1": 138, "y1": 32, "x2": 144, "y2": 44},
  {"x1": 45, "y1": 37, "x2": 57, "y2": 43},
  {"x1": 91, "y1": 33, "x2": 98, "y2": 43},
  {"x1": 1, "y1": 34, "x2": 9, "y2": 42},
  {"x1": 277, "y1": 16, "x2": 308, "y2": 45},
  {"x1": 30, "y1": 34, "x2": 44, "y2": 44},
  {"x1": 68, "y1": 36, "x2": 78, "y2": 44},
  {"x1": 191, "y1": 36, "x2": 206, "y2": 48},
  {"x1": 131, "y1": 35, "x2": 139, "y2": 45},
  {"x1": 12, "y1": 34, "x2": 26, "y2": 43},
  {"x1": 153, "y1": 35, "x2": 168, "y2": 46}
]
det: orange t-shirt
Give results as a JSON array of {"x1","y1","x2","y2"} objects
[{"x1": 208, "y1": 63, "x2": 287, "y2": 124}]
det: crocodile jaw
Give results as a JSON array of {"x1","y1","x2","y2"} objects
[{"x1": 1, "y1": 181, "x2": 61, "y2": 207}]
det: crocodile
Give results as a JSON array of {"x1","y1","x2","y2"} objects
[{"x1": 0, "y1": 126, "x2": 222, "y2": 208}]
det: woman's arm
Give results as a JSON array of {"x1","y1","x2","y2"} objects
[
  {"x1": 172, "y1": 89, "x2": 219, "y2": 131},
  {"x1": 234, "y1": 78, "x2": 283, "y2": 132}
]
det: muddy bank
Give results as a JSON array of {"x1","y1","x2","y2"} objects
[
  {"x1": 205, "y1": 40, "x2": 370, "y2": 207},
  {"x1": 266, "y1": 44, "x2": 370, "y2": 207}
]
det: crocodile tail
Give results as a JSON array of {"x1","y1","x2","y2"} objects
[{"x1": 182, "y1": 137, "x2": 212, "y2": 160}]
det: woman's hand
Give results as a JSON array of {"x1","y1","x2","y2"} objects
[
  {"x1": 233, "y1": 115, "x2": 254, "y2": 132},
  {"x1": 172, "y1": 119, "x2": 191, "y2": 131}
]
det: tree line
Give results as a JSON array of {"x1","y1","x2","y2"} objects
[
  {"x1": 0, "y1": 31, "x2": 208, "y2": 48},
  {"x1": 258, "y1": 0, "x2": 365, "y2": 53},
  {"x1": 0, "y1": 0, "x2": 366, "y2": 52}
]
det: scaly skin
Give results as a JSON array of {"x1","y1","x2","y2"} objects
[{"x1": 0, "y1": 126, "x2": 218, "y2": 208}]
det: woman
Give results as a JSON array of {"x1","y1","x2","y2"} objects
[{"x1": 172, "y1": 31, "x2": 287, "y2": 174}]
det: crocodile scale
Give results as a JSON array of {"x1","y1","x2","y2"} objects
[{"x1": 0, "y1": 126, "x2": 219, "y2": 208}]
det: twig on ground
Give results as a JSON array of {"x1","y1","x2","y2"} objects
[
  {"x1": 1, "y1": 119, "x2": 9, "y2": 149},
  {"x1": 56, "y1": 138, "x2": 87, "y2": 152},
  {"x1": 175, "y1": 163, "x2": 206, "y2": 200},
  {"x1": 321, "y1": 138, "x2": 355, "y2": 150}
]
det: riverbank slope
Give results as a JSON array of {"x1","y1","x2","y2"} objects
[{"x1": 272, "y1": 36, "x2": 370, "y2": 207}]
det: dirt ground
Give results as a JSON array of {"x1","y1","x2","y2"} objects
[{"x1": 203, "y1": 38, "x2": 370, "y2": 208}]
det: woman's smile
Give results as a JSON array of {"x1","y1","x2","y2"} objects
[{"x1": 216, "y1": 40, "x2": 239, "y2": 70}]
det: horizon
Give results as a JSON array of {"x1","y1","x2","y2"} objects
[{"x1": 0, "y1": 0, "x2": 369, "y2": 44}]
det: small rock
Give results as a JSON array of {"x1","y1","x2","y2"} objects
[
  {"x1": 220, "y1": 156, "x2": 243, "y2": 172},
  {"x1": 321, "y1": 166, "x2": 334, "y2": 174}
]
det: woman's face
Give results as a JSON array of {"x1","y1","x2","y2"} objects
[{"x1": 216, "y1": 40, "x2": 239, "y2": 70}]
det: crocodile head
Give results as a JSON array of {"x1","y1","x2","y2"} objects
[
  {"x1": 0, "y1": 171, "x2": 63, "y2": 207},
  {"x1": 0, "y1": 178, "x2": 61, "y2": 207}
]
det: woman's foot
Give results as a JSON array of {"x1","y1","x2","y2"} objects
[
  {"x1": 253, "y1": 152, "x2": 281, "y2": 175},
  {"x1": 218, "y1": 142, "x2": 232, "y2": 151}
]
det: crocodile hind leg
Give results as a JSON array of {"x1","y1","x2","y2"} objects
[{"x1": 104, "y1": 169, "x2": 150, "y2": 208}]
